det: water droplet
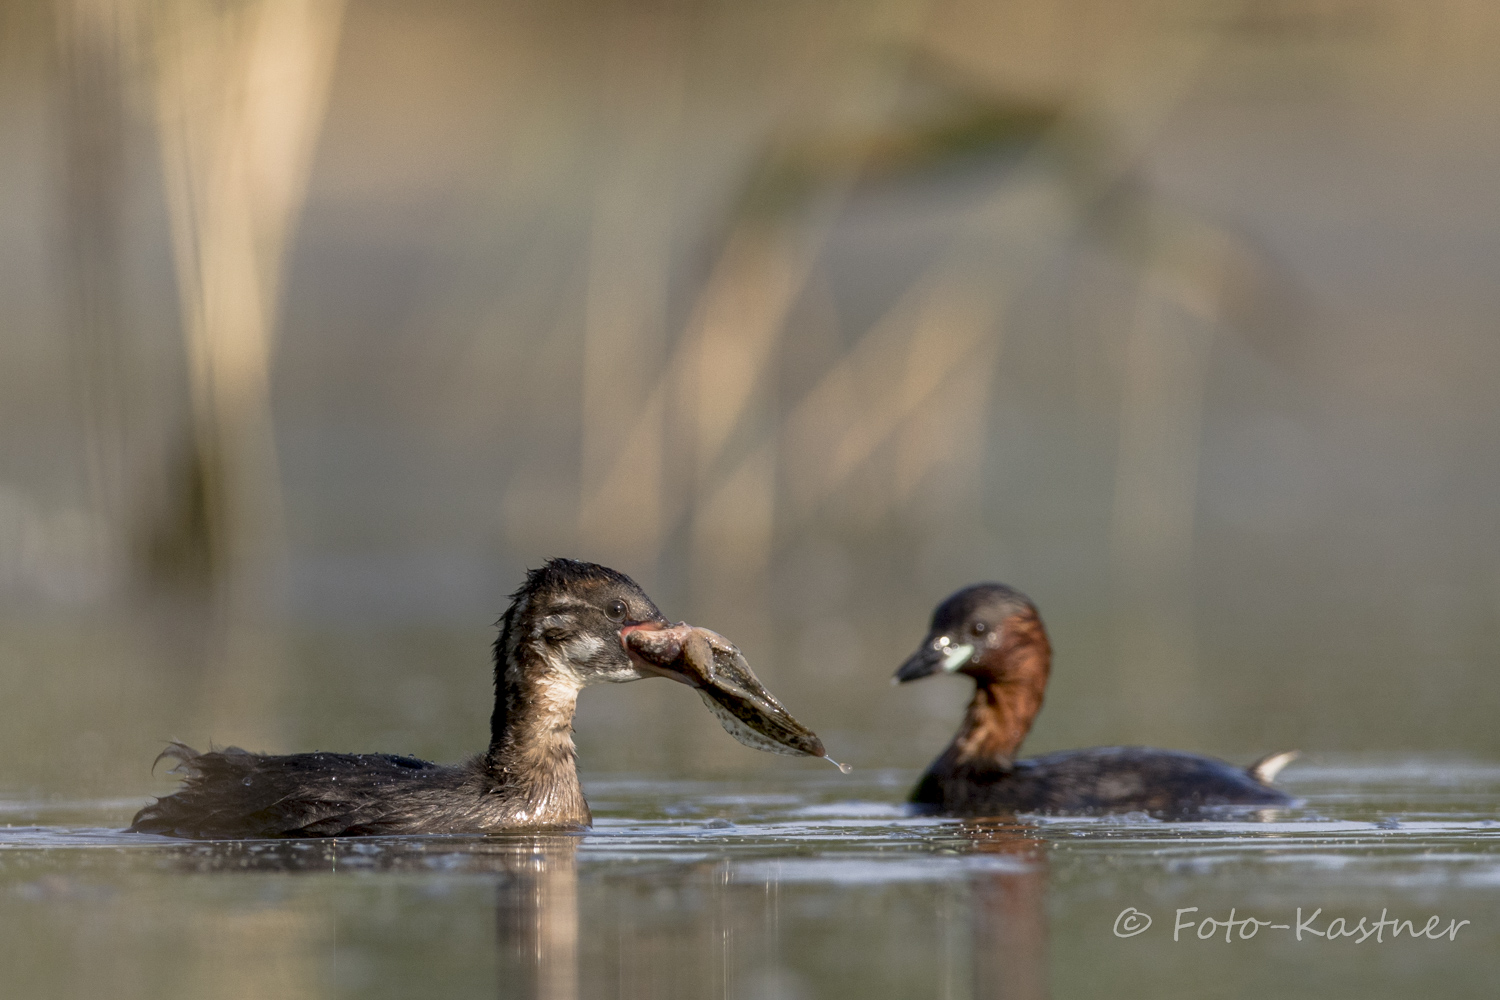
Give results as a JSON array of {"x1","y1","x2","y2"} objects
[
  {"x1": 241, "y1": 777, "x2": 252, "y2": 786},
  {"x1": 823, "y1": 756, "x2": 852, "y2": 774}
]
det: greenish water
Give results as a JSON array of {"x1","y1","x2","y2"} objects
[{"x1": 1, "y1": 762, "x2": 1497, "y2": 999}]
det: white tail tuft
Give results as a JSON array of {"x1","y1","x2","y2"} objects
[{"x1": 1248, "y1": 750, "x2": 1299, "y2": 784}]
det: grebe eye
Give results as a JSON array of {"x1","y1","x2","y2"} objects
[{"x1": 605, "y1": 598, "x2": 628, "y2": 622}]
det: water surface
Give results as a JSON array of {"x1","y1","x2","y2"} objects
[{"x1": 2, "y1": 761, "x2": 1496, "y2": 999}]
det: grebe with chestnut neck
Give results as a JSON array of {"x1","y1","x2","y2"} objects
[
  {"x1": 895, "y1": 583, "x2": 1297, "y2": 818},
  {"x1": 131, "y1": 559, "x2": 829, "y2": 839}
]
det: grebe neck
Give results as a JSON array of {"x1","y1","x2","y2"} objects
[
  {"x1": 944, "y1": 615, "x2": 1050, "y2": 768},
  {"x1": 946, "y1": 678, "x2": 1045, "y2": 766},
  {"x1": 485, "y1": 639, "x2": 584, "y2": 800}
]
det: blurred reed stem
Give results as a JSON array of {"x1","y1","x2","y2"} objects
[{"x1": 149, "y1": 0, "x2": 345, "y2": 743}]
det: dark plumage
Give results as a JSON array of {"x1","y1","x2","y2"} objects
[
  {"x1": 132, "y1": 559, "x2": 739, "y2": 838},
  {"x1": 133, "y1": 743, "x2": 514, "y2": 838},
  {"x1": 896, "y1": 583, "x2": 1297, "y2": 818}
]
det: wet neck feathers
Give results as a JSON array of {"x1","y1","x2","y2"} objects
[{"x1": 486, "y1": 638, "x2": 586, "y2": 816}]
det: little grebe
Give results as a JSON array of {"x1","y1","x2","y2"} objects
[
  {"x1": 131, "y1": 559, "x2": 826, "y2": 838},
  {"x1": 896, "y1": 583, "x2": 1296, "y2": 818}
]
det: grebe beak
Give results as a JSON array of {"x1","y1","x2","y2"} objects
[
  {"x1": 894, "y1": 634, "x2": 972, "y2": 683},
  {"x1": 620, "y1": 620, "x2": 697, "y2": 685}
]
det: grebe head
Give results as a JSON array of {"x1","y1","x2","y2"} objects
[
  {"x1": 498, "y1": 558, "x2": 675, "y2": 686},
  {"x1": 894, "y1": 583, "x2": 1050, "y2": 686}
]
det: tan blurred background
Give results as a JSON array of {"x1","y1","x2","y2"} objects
[{"x1": 2, "y1": 0, "x2": 1498, "y2": 799}]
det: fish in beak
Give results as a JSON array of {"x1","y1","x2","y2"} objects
[
  {"x1": 894, "y1": 633, "x2": 974, "y2": 683},
  {"x1": 624, "y1": 623, "x2": 846, "y2": 769}
]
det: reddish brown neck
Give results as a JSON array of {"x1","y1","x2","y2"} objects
[
  {"x1": 946, "y1": 612, "x2": 1050, "y2": 767},
  {"x1": 949, "y1": 680, "x2": 1044, "y2": 765}
]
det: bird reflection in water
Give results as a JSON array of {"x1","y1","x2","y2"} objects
[
  {"x1": 494, "y1": 835, "x2": 579, "y2": 1000},
  {"x1": 145, "y1": 825, "x2": 1045, "y2": 999},
  {"x1": 154, "y1": 833, "x2": 582, "y2": 1000},
  {"x1": 963, "y1": 820, "x2": 1049, "y2": 1000}
]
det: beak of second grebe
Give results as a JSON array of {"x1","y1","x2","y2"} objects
[{"x1": 894, "y1": 634, "x2": 974, "y2": 683}]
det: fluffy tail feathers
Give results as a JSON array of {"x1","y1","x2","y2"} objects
[{"x1": 1247, "y1": 749, "x2": 1299, "y2": 785}]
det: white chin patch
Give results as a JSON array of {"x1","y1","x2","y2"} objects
[
  {"x1": 941, "y1": 644, "x2": 974, "y2": 672},
  {"x1": 566, "y1": 634, "x2": 606, "y2": 658}
]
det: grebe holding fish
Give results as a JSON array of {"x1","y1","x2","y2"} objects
[{"x1": 131, "y1": 559, "x2": 832, "y2": 839}]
